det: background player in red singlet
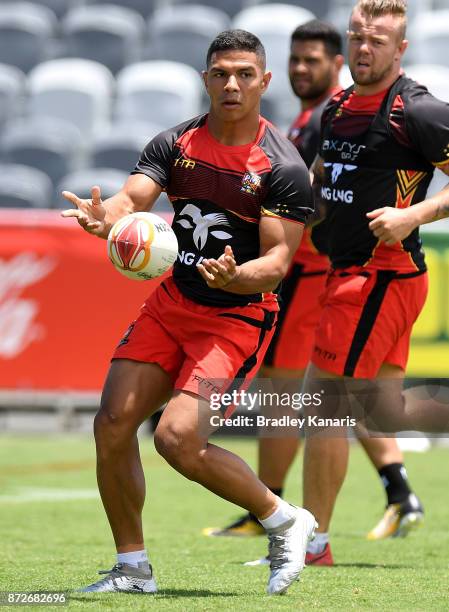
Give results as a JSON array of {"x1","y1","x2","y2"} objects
[
  {"x1": 205, "y1": 20, "x2": 424, "y2": 560},
  {"x1": 303, "y1": 0, "x2": 449, "y2": 564},
  {"x1": 61, "y1": 30, "x2": 316, "y2": 596}
]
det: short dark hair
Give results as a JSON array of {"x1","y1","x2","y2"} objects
[
  {"x1": 206, "y1": 29, "x2": 266, "y2": 69},
  {"x1": 291, "y1": 19, "x2": 342, "y2": 57}
]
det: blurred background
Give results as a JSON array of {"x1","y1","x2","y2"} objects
[{"x1": 0, "y1": 0, "x2": 448, "y2": 437}]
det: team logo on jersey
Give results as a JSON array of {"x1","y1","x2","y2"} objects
[
  {"x1": 176, "y1": 204, "x2": 232, "y2": 251},
  {"x1": 324, "y1": 163, "x2": 357, "y2": 184},
  {"x1": 322, "y1": 163, "x2": 357, "y2": 204},
  {"x1": 241, "y1": 171, "x2": 262, "y2": 195}
]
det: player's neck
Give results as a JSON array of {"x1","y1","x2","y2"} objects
[
  {"x1": 207, "y1": 112, "x2": 261, "y2": 146},
  {"x1": 354, "y1": 68, "x2": 401, "y2": 96},
  {"x1": 300, "y1": 81, "x2": 340, "y2": 110}
]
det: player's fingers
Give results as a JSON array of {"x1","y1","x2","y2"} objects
[
  {"x1": 196, "y1": 263, "x2": 215, "y2": 282},
  {"x1": 91, "y1": 185, "x2": 102, "y2": 206},
  {"x1": 60, "y1": 209, "x2": 86, "y2": 220},
  {"x1": 368, "y1": 217, "x2": 383, "y2": 231},
  {"x1": 62, "y1": 190, "x2": 83, "y2": 209},
  {"x1": 366, "y1": 208, "x2": 386, "y2": 219}
]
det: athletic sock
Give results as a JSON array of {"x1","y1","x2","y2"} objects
[
  {"x1": 378, "y1": 462, "x2": 412, "y2": 505},
  {"x1": 307, "y1": 532, "x2": 329, "y2": 555},
  {"x1": 258, "y1": 497, "x2": 296, "y2": 530},
  {"x1": 116, "y1": 549, "x2": 149, "y2": 568},
  {"x1": 248, "y1": 488, "x2": 283, "y2": 523}
]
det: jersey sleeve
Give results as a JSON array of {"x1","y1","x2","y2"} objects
[
  {"x1": 131, "y1": 128, "x2": 176, "y2": 187},
  {"x1": 405, "y1": 89, "x2": 449, "y2": 168},
  {"x1": 262, "y1": 141, "x2": 314, "y2": 224}
]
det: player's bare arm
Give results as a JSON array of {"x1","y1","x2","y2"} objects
[
  {"x1": 308, "y1": 155, "x2": 327, "y2": 226},
  {"x1": 61, "y1": 174, "x2": 163, "y2": 239},
  {"x1": 197, "y1": 216, "x2": 303, "y2": 293},
  {"x1": 367, "y1": 164, "x2": 449, "y2": 245}
]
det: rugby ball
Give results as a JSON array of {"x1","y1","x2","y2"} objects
[{"x1": 107, "y1": 212, "x2": 178, "y2": 281}]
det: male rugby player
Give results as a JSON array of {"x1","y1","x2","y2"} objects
[
  {"x1": 205, "y1": 20, "x2": 425, "y2": 561},
  {"x1": 62, "y1": 30, "x2": 315, "y2": 596},
  {"x1": 302, "y1": 0, "x2": 449, "y2": 559}
]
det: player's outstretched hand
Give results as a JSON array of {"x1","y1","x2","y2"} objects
[
  {"x1": 367, "y1": 207, "x2": 416, "y2": 246},
  {"x1": 61, "y1": 185, "x2": 107, "y2": 236},
  {"x1": 197, "y1": 245, "x2": 239, "y2": 289}
]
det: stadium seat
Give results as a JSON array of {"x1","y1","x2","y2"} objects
[
  {"x1": 116, "y1": 61, "x2": 203, "y2": 129},
  {"x1": 408, "y1": 11, "x2": 449, "y2": 68},
  {"x1": 61, "y1": 4, "x2": 145, "y2": 74},
  {"x1": 147, "y1": 5, "x2": 230, "y2": 72},
  {"x1": 405, "y1": 64, "x2": 449, "y2": 103},
  {"x1": 232, "y1": 4, "x2": 315, "y2": 126},
  {"x1": 255, "y1": 0, "x2": 331, "y2": 19},
  {"x1": 84, "y1": 0, "x2": 159, "y2": 19},
  {"x1": 0, "y1": 63, "x2": 25, "y2": 128},
  {"x1": 168, "y1": 0, "x2": 247, "y2": 19},
  {"x1": 29, "y1": 0, "x2": 83, "y2": 19},
  {"x1": 55, "y1": 168, "x2": 128, "y2": 208},
  {"x1": 90, "y1": 121, "x2": 163, "y2": 172},
  {"x1": 27, "y1": 59, "x2": 114, "y2": 137},
  {"x1": 0, "y1": 2, "x2": 57, "y2": 72},
  {"x1": 0, "y1": 163, "x2": 52, "y2": 208},
  {"x1": 0, "y1": 117, "x2": 83, "y2": 185}
]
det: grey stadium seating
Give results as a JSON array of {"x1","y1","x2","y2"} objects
[
  {"x1": 169, "y1": 0, "x2": 250, "y2": 18},
  {"x1": 84, "y1": 0, "x2": 159, "y2": 19},
  {"x1": 148, "y1": 4, "x2": 230, "y2": 72},
  {"x1": 55, "y1": 168, "x2": 128, "y2": 208},
  {"x1": 0, "y1": 2, "x2": 56, "y2": 72},
  {"x1": 408, "y1": 11, "x2": 449, "y2": 69},
  {"x1": 256, "y1": 0, "x2": 331, "y2": 19},
  {"x1": 90, "y1": 121, "x2": 163, "y2": 172},
  {"x1": 0, "y1": 117, "x2": 83, "y2": 184},
  {"x1": 115, "y1": 60, "x2": 203, "y2": 128},
  {"x1": 0, "y1": 63, "x2": 25, "y2": 128},
  {"x1": 21, "y1": 0, "x2": 84, "y2": 19},
  {"x1": 27, "y1": 58, "x2": 114, "y2": 137},
  {"x1": 61, "y1": 4, "x2": 146, "y2": 74},
  {"x1": 0, "y1": 163, "x2": 53, "y2": 208}
]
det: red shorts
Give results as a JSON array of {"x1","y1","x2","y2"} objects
[
  {"x1": 264, "y1": 263, "x2": 327, "y2": 370},
  {"x1": 311, "y1": 268, "x2": 428, "y2": 378},
  {"x1": 113, "y1": 277, "x2": 277, "y2": 408}
]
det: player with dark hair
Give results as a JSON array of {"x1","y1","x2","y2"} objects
[
  {"x1": 301, "y1": 0, "x2": 449, "y2": 561},
  {"x1": 61, "y1": 29, "x2": 316, "y2": 596},
  {"x1": 204, "y1": 19, "x2": 424, "y2": 559}
]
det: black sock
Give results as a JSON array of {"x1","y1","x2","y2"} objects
[
  {"x1": 378, "y1": 463, "x2": 412, "y2": 505},
  {"x1": 249, "y1": 487, "x2": 284, "y2": 523}
]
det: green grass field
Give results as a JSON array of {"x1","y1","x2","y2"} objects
[{"x1": 0, "y1": 435, "x2": 448, "y2": 610}]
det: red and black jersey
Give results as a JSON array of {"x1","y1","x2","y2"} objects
[
  {"x1": 133, "y1": 113, "x2": 313, "y2": 307},
  {"x1": 287, "y1": 93, "x2": 338, "y2": 271},
  {"x1": 319, "y1": 75, "x2": 449, "y2": 272}
]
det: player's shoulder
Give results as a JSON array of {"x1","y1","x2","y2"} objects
[
  {"x1": 259, "y1": 117, "x2": 307, "y2": 168},
  {"x1": 400, "y1": 76, "x2": 449, "y2": 123},
  {"x1": 148, "y1": 114, "x2": 208, "y2": 147}
]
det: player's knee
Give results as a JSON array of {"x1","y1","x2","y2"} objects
[
  {"x1": 93, "y1": 406, "x2": 134, "y2": 455},
  {"x1": 154, "y1": 425, "x2": 202, "y2": 479}
]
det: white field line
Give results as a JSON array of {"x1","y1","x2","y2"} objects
[{"x1": 0, "y1": 488, "x2": 99, "y2": 503}]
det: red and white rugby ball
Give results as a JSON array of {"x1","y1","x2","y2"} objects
[{"x1": 107, "y1": 212, "x2": 178, "y2": 281}]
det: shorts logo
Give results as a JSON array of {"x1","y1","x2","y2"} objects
[
  {"x1": 118, "y1": 322, "x2": 135, "y2": 347},
  {"x1": 241, "y1": 171, "x2": 262, "y2": 195}
]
